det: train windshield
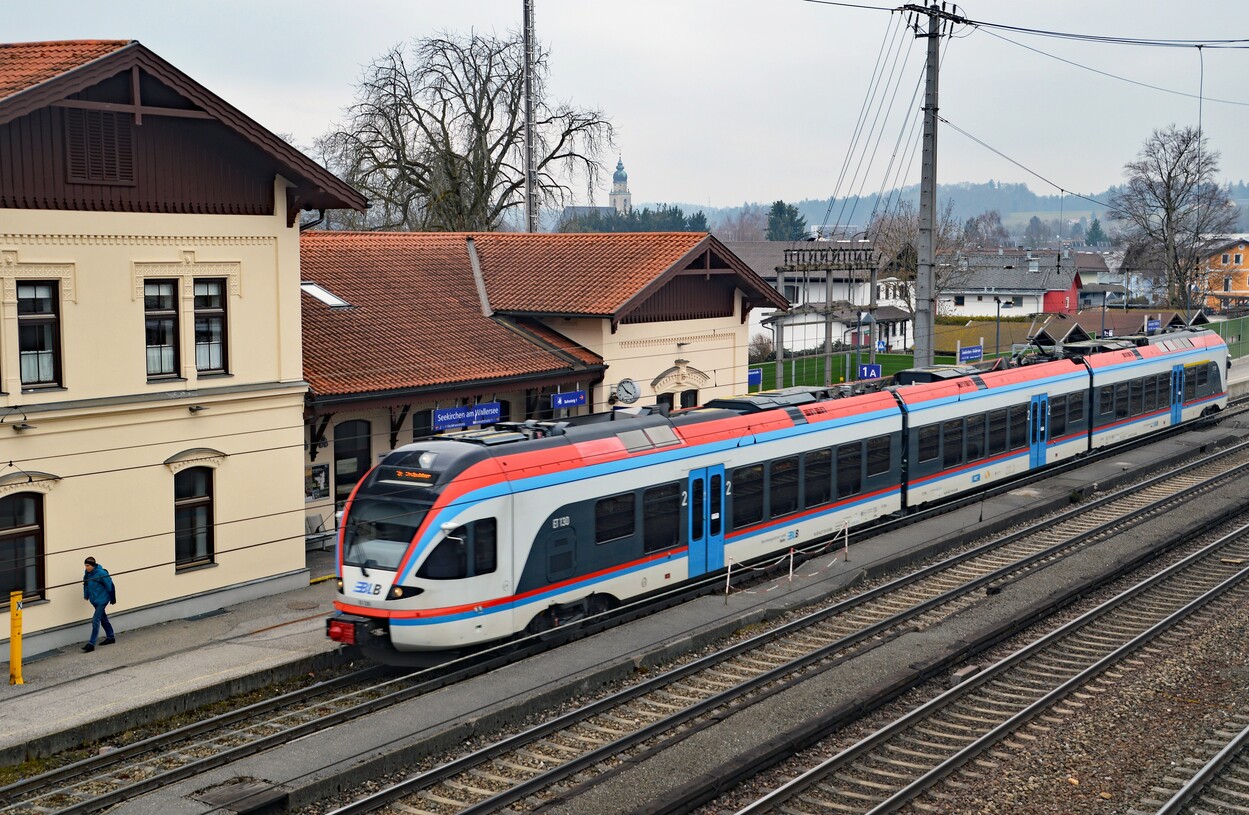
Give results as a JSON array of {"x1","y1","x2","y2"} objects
[{"x1": 342, "y1": 496, "x2": 432, "y2": 571}]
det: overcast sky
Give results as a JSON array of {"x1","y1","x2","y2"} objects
[{"x1": 9, "y1": 1, "x2": 1248, "y2": 209}]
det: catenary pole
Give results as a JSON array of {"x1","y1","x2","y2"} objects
[{"x1": 523, "y1": 0, "x2": 538, "y2": 233}]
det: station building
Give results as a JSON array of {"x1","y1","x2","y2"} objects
[
  {"x1": 299, "y1": 231, "x2": 787, "y2": 533},
  {"x1": 0, "y1": 40, "x2": 364, "y2": 652}
]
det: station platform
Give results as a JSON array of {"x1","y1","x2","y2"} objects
[{"x1": 2, "y1": 391, "x2": 1249, "y2": 807}]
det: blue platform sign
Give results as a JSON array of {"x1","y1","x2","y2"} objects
[
  {"x1": 1146, "y1": 319, "x2": 1161, "y2": 333},
  {"x1": 748, "y1": 368, "x2": 763, "y2": 387},
  {"x1": 959, "y1": 345, "x2": 983, "y2": 363},
  {"x1": 551, "y1": 390, "x2": 586, "y2": 410},
  {"x1": 433, "y1": 402, "x2": 501, "y2": 431},
  {"x1": 877, "y1": 340, "x2": 886, "y2": 352},
  {"x1": 858, "y1": 364, "x2": 882, "y2": 379}
]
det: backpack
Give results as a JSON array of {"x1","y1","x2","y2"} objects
[{"x1": 109, "y1": 583, "x2": 116, "y2": 606}]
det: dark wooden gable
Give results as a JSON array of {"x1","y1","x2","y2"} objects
[
  {"x1": 620, "y1": 246, "x2": 738, "y2": 325},
  {"x1": 0, "y1": 42, "x2": 364, "y2": 220},
  {"x1": 616, "y1": 238, "x2": 788, "y2": 329},
  {"x1": 1, "y1": 68, "x2": 279, "y2": 215}
]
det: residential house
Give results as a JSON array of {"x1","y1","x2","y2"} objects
[
  {"x1": 0, "y1": 40, "x2": 364, "y2": 652},
  {"x1": 938, "y1": 249, "x2": 1084, "y2": 317},
  {"x1": 1204, "y1": 237, "x2": 1249, "y2": 314}
]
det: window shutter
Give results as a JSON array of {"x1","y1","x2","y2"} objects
[{"x1": 65, "y1": 108, "x2": 135, "y2": 185}]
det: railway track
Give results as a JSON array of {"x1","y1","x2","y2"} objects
[
  {"x1": 4, "y1": 426, "x2": 1246, "y2": 815},
  {"x1": 314, "y1": 442, "x2": 1249, "y2": 815},
  {"x1": 1131, "y1": 713, "x2": 1249, "y2": 814},
  {"x1": 735, "y1": 520, "x2": 1249, "y2": 815}
]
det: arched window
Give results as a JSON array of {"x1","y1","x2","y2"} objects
[
  {"x1": 1, "y1": 493, "x2": 44, "y2": 602},
  {"x1": 334, "y1": 420, "x2": 372, "y2": 508},
  {"x1": 174, "y1": 467, "x2": 214, "y2": 568}
]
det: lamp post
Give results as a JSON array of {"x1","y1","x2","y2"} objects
[{"x1": 994, "y1": 296, "x2": 1001, "y2": 358}]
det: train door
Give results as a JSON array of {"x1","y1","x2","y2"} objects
[
  {"x1": 1170, "y1": 365, "x2": 1185, "y2": 424},
  {"x1": 687, "y1": 465, "x2": 726, "y2": 576},
  {"x1": 1029, "y1": 394, "x2": 1049, "y2": 468}
]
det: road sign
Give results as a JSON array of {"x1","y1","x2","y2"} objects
[
  {"x1": 959, "y1": 345, "x2": 983, "y2": 363},
  {"x1": 858, "y1": 364, "x2": 882, "y2": 379}
]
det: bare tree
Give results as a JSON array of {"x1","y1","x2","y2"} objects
[
  {"x1": 748, "y1": 332, "x2": 775, "y2": 364},
  {"x1": 868, "y1": 199, "x2": 968, "y2": 316},
  {"x1": 317, "y1": 33, "x2": 612, "y2": 231},
  {"x1": 713, "y1": 205, "x2": 767, "y2": 241},
  {"x1": 1108, "y1": 125, "x2": 1237, "y2": 309}
]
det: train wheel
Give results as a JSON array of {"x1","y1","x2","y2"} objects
[
  {"x1": 525, "y1": 609, "x2": 558, "y2": 636},
  {"x1": 586, "y1": 594, "x2": 619, "y2": 618}
]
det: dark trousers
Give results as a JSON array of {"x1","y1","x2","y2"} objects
[{"x1": 89, "y1": 602, "x2": 114, "y2": 645}]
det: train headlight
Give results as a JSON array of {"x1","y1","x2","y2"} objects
[
  {"x1": 388, "y1": 585, "x2": 424, "y2": 600},
  {"x1": 335, "y1": 578, "x2": 344, "y2": 592}
]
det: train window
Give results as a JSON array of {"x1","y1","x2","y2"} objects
[
  {"x1": 473, "y1": 519, "x2": 498, "y2": 575},
  {"x1": 867, "y1": 436, "x2": 892, "y2": 476},
  {"x1": 595, "y1": 493, "x2": 636, "y2": 544},
  {"x1": 732, "y1": 465, "x2": 765, "y2": 528},
  {"x1": 1129, "y1": 379, "x2": 1144, "y2": 417},
  {"x1": 1184, "y1": 370, "x2": 1196, "y2": 402},
  {"x1": 770, "y1": 457, "x2": 800, "y2": 517},
  {"x1": 966, "y1": 415, "x2": 985, "y2": 461},
  {"x1": 691, "y1": 478, "x2": 705, "y2": 540},
  {"x1": 837, "y1": 443, "x2": 862, "y2": 498},
  {"x1": 1049, "y1": 396, "x2": 1067, "y2": 439},
  {"x1": 416, "y1": 534, "x2": 467, "y2": 580},
  {"x1": 1114, "y1": 383, "x2": 1129, "y2": 419},
  {"x1": 710, "y1": 474, "x2": 723, "y2": 537},
  {"x1": 942, "y1": 419, "x2": 964, "y2": 468},
  {"x1": 1098, "y1": 386, "x2": 1113, "y2": 418},
  {"x1": 1009, "y1": 405, "x2": 1028, "y2": 450},
  {"x1": 1144, "y1": 376, "x2": 1158, "y2": 412},
  {"x1": 1069, "y1": 393, "x2": 1085, "y2": 425},
  {"x1": 1197, "y1": 364, "x2": 1209, "y2": 390},
  {"x1": 643, "y1": 483, "x2": 682, "y2": 553},
  {"x1": 918, "y1": 426, "x2": 940, "y2": 463},
  {"x1": 804, "y1": 449, "x2": 833, "y2": 508},
  {"x1": 987, "y1": 409, "x2": 1008, "y2": 455}
]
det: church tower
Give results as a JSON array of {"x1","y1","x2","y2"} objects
[{"x1": 609, "y1": 157, "x2": 631, "y2": 214}]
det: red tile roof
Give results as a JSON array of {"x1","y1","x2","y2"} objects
[
  {"x1": 300, "y1": 232, "x2": 602, "y2": 397},
  {"x1": 472, "y1": 232, "x2": 708, "y2": 315},
  {"x1": 0, "y1": 40, "x2": 132, "y2": 101}
]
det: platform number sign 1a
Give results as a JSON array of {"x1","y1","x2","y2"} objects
[{"x1": 858, "y1": 364, "x2": 882, "y2": 380}]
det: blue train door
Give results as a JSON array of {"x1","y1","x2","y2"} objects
[
  {"x1": 1029, "y1": 394, "x2": 1049, "y2": 468},
  {"x1": 687, "y1": 465, "x2": 726, "y2": 576},
  {"x1": 1170, "y1": 365, "x2": 1185, "y2": 424}
]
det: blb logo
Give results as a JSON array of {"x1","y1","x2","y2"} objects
[{"x1": 353, "y1": 581, "x2": 371, "y2": 594}]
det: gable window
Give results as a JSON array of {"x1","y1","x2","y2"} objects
[
  {"x1": 64, "y1": 108, "x2": 134, "y2": 186},
  {"x1": 145, "y1": 280, "x2": 180, "y2": 378},
  {"x1": 1, "y1": 493, "x2": 44, "y2": 602},
  {"x1": 18, "y1": 282, "x2": 61, "y2": 388},
  {"x1": 174, "y1": 467, "x2": 214, "y2": 568},
  {"x1": 194, "y1": 279, "x2": 227, "y2": 373}
]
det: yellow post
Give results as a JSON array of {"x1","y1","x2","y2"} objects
[{"x1": 9, "y1": 591, "x2": 23, "y2": 685}]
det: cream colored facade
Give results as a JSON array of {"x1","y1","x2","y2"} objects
[{"x1": 1, "y1": 179, "x2": 308, "y2": 652}]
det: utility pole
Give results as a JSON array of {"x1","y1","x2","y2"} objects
[
  {"x1": 523, "y1": 0, "x2": 538, "y2": 233},
  {"x1": 905, "y1": 3, "x2": 964, "y2": 368}
]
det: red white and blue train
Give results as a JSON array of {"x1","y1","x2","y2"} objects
[{"x1": 327, "y1": 329, "x2": 1229, "y2": 662}]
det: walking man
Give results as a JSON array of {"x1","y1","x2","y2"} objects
[{"x1": 82, "y1": 556, "x2": 116, "y2": 652}]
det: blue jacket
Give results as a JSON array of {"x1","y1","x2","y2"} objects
[{"x1": 83, "y1": 565, "x2": 115, "y2": 606}]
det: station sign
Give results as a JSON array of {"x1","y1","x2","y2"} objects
[
  {"x1": 959, "y1": 345, "x2": 983, "y2": 362},
  {"x1": 748, "y1": 368, "x2": 763, "y2": 387},
  {"x1": 433, "y1": 402, "x2": 501, "y2": 431},
  {"x1": 551, "y1": 390, "x2": 586, "y2": 409},
  {"x1": 858, "y1": 364, "x2": 882, "y2": 379},
  {"x1": 1146, "y1": 319, "x2": 1161, "y2": 333}
]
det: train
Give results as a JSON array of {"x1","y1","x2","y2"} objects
[{"x1": 326, "y1": 328, "x2": 1229, "y2": 663}]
